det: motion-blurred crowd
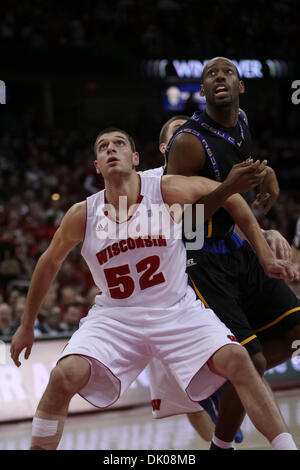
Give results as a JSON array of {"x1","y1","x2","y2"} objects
[{"x1": 1, "y1": 0, "x2": 300, "y2": 339}]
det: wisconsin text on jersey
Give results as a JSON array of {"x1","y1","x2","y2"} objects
[{"x1": 96, "y1": 236, "x2": 167, "y2": 265}]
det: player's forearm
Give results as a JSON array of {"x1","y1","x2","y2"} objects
[
  {"x1": 197, "y1": 181, "x2": 234, "y2": 221},
  {"x1": 20, "y1": 253, "x2": 62, "y2": 329},
  {"x1": 225, "y1": 196, "x2": 274, "y2": 263}
]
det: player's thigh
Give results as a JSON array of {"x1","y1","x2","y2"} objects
[{"x1": 188, "y1": 271, "x2": 262, "y2": 355}]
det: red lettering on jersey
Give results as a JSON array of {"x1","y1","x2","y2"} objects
[
  {"x1": 120, "y1": 239, "x2": 128, "y2": 252},
  {"x1": 144, "y1": 236, "x2": 153, "y2": 247},
  {"x1": 112, "y1": 242, "x2": 120, "y2": 256},
  {"x1": 127, "y1": 237, "x2": 135, "y2": 250},
  {"x1": 107, "y1": 245, "x2": 114, "y2": 259},
  {"x1": 227, "y1": 335, "x2": 239, "y2": 343},
  {"x1": 158, "y1": 236, "x2": 167, "y2": 247},
  {"x1": 151, "y1": 399, "x2": 161, "y2": 411},
  {"x1": 96, "y1": 236, "x2": 167, "y2": 266},
  {"x1": 135, "y1": 237, "x2": 145, "y2": 248},
  {"x1": 96, "y1": 248, "x2": 108, "y2": 265}
]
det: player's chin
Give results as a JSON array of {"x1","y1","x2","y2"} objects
[{"x1": 214, "y1": 96, "x2": 232, "y2": 107}]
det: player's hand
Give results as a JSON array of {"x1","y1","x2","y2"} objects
[
  {"x1": 262, "y1": 258, "x2": 300, "y2": 281},
  {"x1": 263, "y1": 229, "x2": 292, "y2": 261},
  {"x1": 251, "y1": 167, "x2": 279, "y2": 214},
  {"x1": 224, "y1": 159, "x2": 268, "y2": 195},
  {"x1": 10, "y1": 324, "x2": 34, "y2": 367}
]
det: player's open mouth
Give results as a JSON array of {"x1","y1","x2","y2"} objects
[
  {"x1": 107, "y1": 157, "x2": 119, "y2": 164},
  {"x1": 214, "y1": 85, "x2": 229, "y2": 98}
]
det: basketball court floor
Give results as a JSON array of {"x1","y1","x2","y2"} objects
[{"x1": 0, "y1": 388, "x2": 299, "y2": 451}]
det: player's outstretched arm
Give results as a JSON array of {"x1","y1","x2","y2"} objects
[
  {"x1": 161, "y1": 174, "x2": 299, "y2": 281},
  {"x1": 224, "y1": 195, "x2": 299, "y2": 281},
  {"x1": 162, "y1": 159, "x2": 268, "y2": 220},
  {"x1": 10, "y1": 202, "x2": 86, "y2": 367}
]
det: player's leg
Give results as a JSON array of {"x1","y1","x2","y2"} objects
[
  {"x1": 212, "y1": 348, "x2": 266, "y2": 447},
  {"x1": 245, "y1": 246, "x2": 300, "y2": 369},
  {"x1": 187, "y1": 411, "x2": 214, "y2": 442},
  {"x1": 187, "y1": 269, "x2": 258, "y2": 446},
  {"x1": 207, "y1": 344, "x2": 297, "y2": 449},
  {"x1": 31, "y1": 355, "x2": 90, "y2": 450}
]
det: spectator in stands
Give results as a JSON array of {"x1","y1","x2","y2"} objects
[
  {"x1": 10, "y1": 295, "x2": 26, "y2": 335},
  {"x1": 0, "y1": 302, "x2": 13, "y2": 336},
  {"x1": 61, "y1": 303, "x2": 82, "y2": 333},
  {"x1": 34, "y1": 305, "x2": 65, "y2": 337}
]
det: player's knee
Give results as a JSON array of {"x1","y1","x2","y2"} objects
[
  {"x1": 49, "y1": 357, "x2": 90, "y2": 397},
  {"x1": 212, "y1": 344, "x2": 250, "y2": 380},
  {"x1": 250, "y1": 352, "x2": 267, "y2": 376},
  {"x1": 223, "y1": 345, "x2": 251, "y2": 379}
]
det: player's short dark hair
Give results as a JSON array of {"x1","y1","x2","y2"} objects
[
  {"x1": 94, "y1": 127, "x2": 136, "y2": 155},
  {"x1": 159, "y1": 115, "x2": 189, "y2": 145}
]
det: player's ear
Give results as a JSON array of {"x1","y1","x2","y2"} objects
[
  {"x1": 159, "y1": 142, "x2": 167, "y2": 155},
  {"x1": 132, "y1": 152, "x2": 140, "y2": 168},
  {"x1": 200, "y1": 84, "x2": 205, "y2": 97},
  {"x1": 94, "y1": 160, "x2": 102, "y2": 175},
  {"x1": 239, "y1": 80, "x2": 245, "y2": 95}
]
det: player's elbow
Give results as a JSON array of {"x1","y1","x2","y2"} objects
[{"x1": 38, "y1": 249, "x2": 63, "y2": 271}]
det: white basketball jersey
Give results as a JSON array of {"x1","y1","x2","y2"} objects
[
  {"x1": 139, "y1": 166, "x2": 164, "y2": 178},
  {"x1": 81, "y1": 174, "x2": 187, "y2": 308}
]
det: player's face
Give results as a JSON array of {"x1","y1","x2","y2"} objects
[
  {"x1": 159, "y1": 119, "x2": 187, "y2": 155},
  {"x1": 94, "y1": 132, "x2": 139, "y2": 178},
  {"x1": 200, "y1": 58, "x2": 245, "y2": 108}
]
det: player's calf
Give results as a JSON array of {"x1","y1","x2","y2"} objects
[{"x1": 30, "y1": 355, "x2": 91, "y2": 450}]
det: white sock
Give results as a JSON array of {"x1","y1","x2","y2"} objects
[
  {"x1": 271, "y1": 433, "x2": 297, "y2": 450},
  {"x1": 212, "y1": 435, "x2": 234, "y2": 449}
]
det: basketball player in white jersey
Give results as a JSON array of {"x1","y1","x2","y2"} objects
[{"x1": 10, "y1": 128, "x2": 299, "y2": 450}]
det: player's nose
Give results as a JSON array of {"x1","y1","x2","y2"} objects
[{"x1": 107, "y1": 142, "x2": 116, "y2": 153}]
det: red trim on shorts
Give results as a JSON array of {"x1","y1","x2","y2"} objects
[{"x1": 185, "y1": 342, "x2": 241, "y2": 402}]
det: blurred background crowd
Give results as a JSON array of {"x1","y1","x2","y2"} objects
[{"x1": 0, "y1": 0, "x2": 300, "y2": 340}]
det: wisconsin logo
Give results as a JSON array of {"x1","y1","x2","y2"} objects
[{"x1": 151, "y1": 399, "x2": 161, "y2": 411}]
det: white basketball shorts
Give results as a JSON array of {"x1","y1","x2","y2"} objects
[
  {"x1": 58, "y1": 285, "x2": 240, "y2": 409},
  {"x1": 146, "y1": 357, "x2": 204, "y2": 418}
]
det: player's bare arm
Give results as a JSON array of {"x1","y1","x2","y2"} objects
[
  {"x1": 162, "y1": 173, "x2": 299, "y2": 282},
  {"x1": 251, "y1": 166, "x2": 280, "y2": 214},
  {"x1": 224, "y1": 195, "x2": 299, "y2": 281},
  {"x1": 162, "y1": 159, "x2": 268, "y2": 220},
  {"x1": 10, "y1": 202, "x2": 86, "y2": 367},
  {"x1": 236, "y1": 225, "x2": 292, "y2": 261}
]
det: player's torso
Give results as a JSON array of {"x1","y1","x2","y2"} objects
[
  {"x1": 167, "y1": 111, "x2": 253, "y2": 239},
  {"x1": 81, "y1": 174, "x2": 187, "y2": 308}
]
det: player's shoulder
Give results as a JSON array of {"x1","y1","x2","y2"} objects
[
  {"x1": 139, "y1": 166, "x2": 164, "y2": 177},
  {"x1": 64, "y1": 201, "x2": 86, "y2": 224}
]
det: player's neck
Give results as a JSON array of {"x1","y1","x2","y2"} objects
[
  {"x1": 206, "y1": 104, "x2": 239, "y2": 128},
  {"x1": 104, "y1": 171, "x2": 141, "y2": 222}
]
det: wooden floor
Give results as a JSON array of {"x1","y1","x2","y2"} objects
[{"x1": 0, "y1": 388, "x2": 300, "y2": 451}]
